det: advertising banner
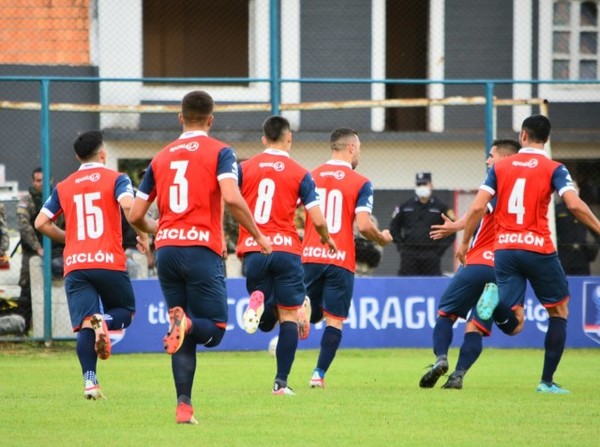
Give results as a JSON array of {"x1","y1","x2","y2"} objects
[{"x1": 112, "y1": 277, "x2": 600, "y2": 353}]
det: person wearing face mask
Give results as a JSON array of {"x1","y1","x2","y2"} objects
[{"x1": 389, "y1": 172, "x2": 455, "y2": 276}]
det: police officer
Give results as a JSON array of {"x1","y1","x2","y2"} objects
[{"x1": 390, "y1": 172, "x2": 455, "y2": 276}]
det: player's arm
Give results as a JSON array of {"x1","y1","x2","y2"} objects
[
  {"x1": 561, "y1": 190, "x2": 600, "y2": 235},
  {"x1": 120, "y1": 194, "x2": 151, "y2": 254},
  {"x1": 34, "y1": 189, "x2": 65, "y2": 244},
  {"x1": 220, "y1": 177, "x2": 272, "y2": 255},
  {"x1": 305, "y1": 204, "x2": 337, "y2": 253},
  {"x1": 34, "y1": 210, "x2": 65, "y2": 244},
  {"x1": 356, "y1": 211, "x2": 392, "y2": 247},
  {"x1": 457, "y1": 189, "x2": 492, "y2": 264},
  {"x1": 430, "y1": 213, "x2": 464, "y2": 240}
]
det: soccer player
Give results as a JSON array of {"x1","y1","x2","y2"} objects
[
  {"x1": 457, "y1": 115, "x2": 600, "y2": 394},
  {"x1": 237, "y1": 115, "x2": 336, "y2": 395},
  {"x1": 302, "y1": 127, "x2": 392, "y2": 388},
  {"x1": 128, "y1": 90, "x2": 271, "y2": 423},
  {"x1": 34, "y1": 130, "x2": 148, "y2": 400},
  {"x1": 419, "y1": 139, "x2": 520, "y2": 390}
]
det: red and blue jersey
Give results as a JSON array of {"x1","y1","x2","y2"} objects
[
  {"x1": 236, "y1": 149, "x2": 319, "y2": 256},
  {"x1": 464, "y1": 199, "x2": 496, "y2": 267},
  {"x1": 40, "y1": 163, "x2": 133, "y2": 275},
  {"x1": 302, "y1": 160, "x2": 373, "y2": 273},
  {"x1": 137, "y1": 131, "x2": 238, "y2": 255},
  {"x1": 482, "y1": 148, "x2": 575, "y2": 254}
]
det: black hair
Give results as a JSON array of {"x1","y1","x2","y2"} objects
[{"x1": 262, "y1": 115, "x2": 291, "y2": 142}]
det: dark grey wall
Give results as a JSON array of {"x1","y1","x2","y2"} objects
[
  {"x1": 0, "y1": 65, "x2": 99, "y2": 190},
  {"x1": 300, "y1": 0, "x2": 372, "y2": 131},
  {"x1": 444, "y1": 0, "x2": 514, "y2": 131}
]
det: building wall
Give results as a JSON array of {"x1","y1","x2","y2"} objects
[
  {"x1": 0, "y1": 65, "x2": 99, "y2": 188},
  {"x1": 299, "y1": 0, "x2": 372, "y2": 130},
  {"x1": 0, "y1": 0, "x2": 90, "y2": 65}
]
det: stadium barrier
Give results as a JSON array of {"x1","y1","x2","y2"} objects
[{"x1": 105, "y1": 276, "x2": 600, "y2": 354}]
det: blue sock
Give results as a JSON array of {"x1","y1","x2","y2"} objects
[
  {"x1": 275, "y1": 321, "x2": 298, "y2": 383},
  {"x1": 433, "y1": 316, "x2": 454, "y2": 357},
  {"x1": 104, "y1": 308, "x2": 132, "y2": 330},
  {"x1": 316, "y1": 326, "x2": 342, "y2": 374},
  {"x1": 76, "y1": 328, "x2": 97, "y2": 374},
  {"x1": 542, "y1": 317, "x2": 567, "y2": 384},
  {"x1": 455, "y1": 332, "x2": 483, "y2": 372},
  {"x1": 493, "y1": 302, "x2": 519, "y2": 334},
  {"x1": 189, "y1": 318, "x2": 225, "y2": 347},
  {"x1": 171, "y1": 335, "x2": 197, "y2": 399}
]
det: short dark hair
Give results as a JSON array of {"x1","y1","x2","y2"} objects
[
  {"x1": 330, "y1": 127, "x2": 358, "y2": 150},
  {"x1": 181, "y1": 90, "x2": 214, "y2": 123},
  {"x1": 521, "y1": 114, "x2": 551, "y2": 143},
  {"x1": 32, "y1": 167, "x2": 42, "y2": 178},
  {"x1": 262, "y1": 115, "x2": 290, "y2": 142},
  {"x1": 492, "y1": 138, "x2": 521, "y2": 155},
  {"x1": 73, "y1": 130, "x2": 103, "y2": 160}
]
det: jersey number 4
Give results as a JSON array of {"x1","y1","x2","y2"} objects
[{"x1": 508, "y1": 178, "x2": 526, "y2": 224}]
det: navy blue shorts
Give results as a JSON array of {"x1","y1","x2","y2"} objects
[
  {"x1": 244, "y1": 251, "x2": 306, "y2": 309},
  {"x1": 156, "y1": 246, "x2": 227, "y2": 323},
  {"x1": 438, "y1": 264, "x2": 495, "y2": 335},
  {"x1": 303, "y1": 263, "x2": 354, "y2": 320},
  {"x1": 494, "y1": 249, "x2": 570, "y2": 308},
  {"x1": 64, "y1": 269, "x2": 135, "y2": 331}
]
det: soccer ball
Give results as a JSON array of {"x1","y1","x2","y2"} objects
[{"x1": 268, "y1": 336, "x2": 278, "y2": 357}]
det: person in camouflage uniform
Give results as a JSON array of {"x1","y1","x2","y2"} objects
[
  {"x1": 16, "y1": 168, "x2": 65, "y2": 327},
  {"x1": 17, "y1": 168, "x2": 44, "y2": 302},
  {"x1": 0, "y1": 203, "x2": 9, "y2": 266}
]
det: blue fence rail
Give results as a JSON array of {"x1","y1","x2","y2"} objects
[{"x1": 1, "y1": 74, "x2": 599, "y2": 343}]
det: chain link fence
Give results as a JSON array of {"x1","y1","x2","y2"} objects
[{"x1": 1, "y1": 0, "x2": 599, "y2": 341}]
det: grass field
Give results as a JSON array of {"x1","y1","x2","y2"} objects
[{"x1": 1, "y1": 344, "x2": 599, "y2": 446}]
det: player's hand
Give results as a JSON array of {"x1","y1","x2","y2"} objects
[
  {"x1": 430, "y1": 214, "x2": 460, "y2": 240},
  {"x1": 379, "y1": 229, "x2": 393, "y2": 246},
  {"x1": 256, "y1": 234, "x2": 273, "y2": 255},
  {"x1": 321, "y1": 236, "x2": 337, "y2": 254},
  {"x1": 456, "y1": 242, "x2": 468, "y2": 266},
  {"x1": 221, "y1": 239, "x2": 228, "y2": 259},
  {"x1": 136, "y1": 234, "x2": 150, "y2": 254}
]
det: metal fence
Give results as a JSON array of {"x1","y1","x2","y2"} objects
[{"x1": 1, "y1": 0, "x2": 599, "y2": 342}]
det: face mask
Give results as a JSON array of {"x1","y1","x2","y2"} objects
[{"x1": 415, "y1": 185, "x2": 432, "y2": 199}]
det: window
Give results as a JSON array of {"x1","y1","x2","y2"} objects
[
  {"x1": 552, "y1": 0, "x2": 599, "y2": 80},
  {"x1": 538, "y1": 0, "x2": 600, "y2": 101},
  {"x1": 143, "y1": 0, "x2": 249, "y2": 80}
]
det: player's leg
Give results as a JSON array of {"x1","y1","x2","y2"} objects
[
  {"x1": 527, "y1": 253, "x2": 570, "y2": 394},
  {"x1": 271, "y1": 253, "x2": 306, "y2": 395},
  {"x1": 442, "y1": 266, "x2": 497, "y2": 389},
  {"x1": 493, "y1": 250, "x2": 527, "y2": 335},
  {"x1": 303, "y1": 263, "x2": 325, "y2": 324},
  {"x1": 310, "y1": 265, "x2": 353, "y2": 388},
  {"x1": 420, "y1": 266, "x2": 475, "y2": 388},
  {"x1": 93, "y1": 270, "x2": 136, "y2": 331},
  {"x1": 184, "y1": 247, "x2": 228, "y2": 348},
  {"x1": 64, "y1": 271, "x2": 105, "y2": 399},
  {"x1": 243, "y1": 252, "x2": 277, "y2": 333}
]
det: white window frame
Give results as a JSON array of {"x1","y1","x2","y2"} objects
[
  {"x1": 537, "y1": 0, "x2": 600, "y2": 102},
  {"x1": 95, "y1": 0, "x2": 300, "y2": 129}
]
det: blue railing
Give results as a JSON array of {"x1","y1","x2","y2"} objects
[{"x1": 1, "y1": 73, "x2": 599, "y2": 343}]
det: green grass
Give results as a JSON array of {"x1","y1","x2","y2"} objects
[{"x1": 1, "y1": 344, "x2": 599, "y2": 446}]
